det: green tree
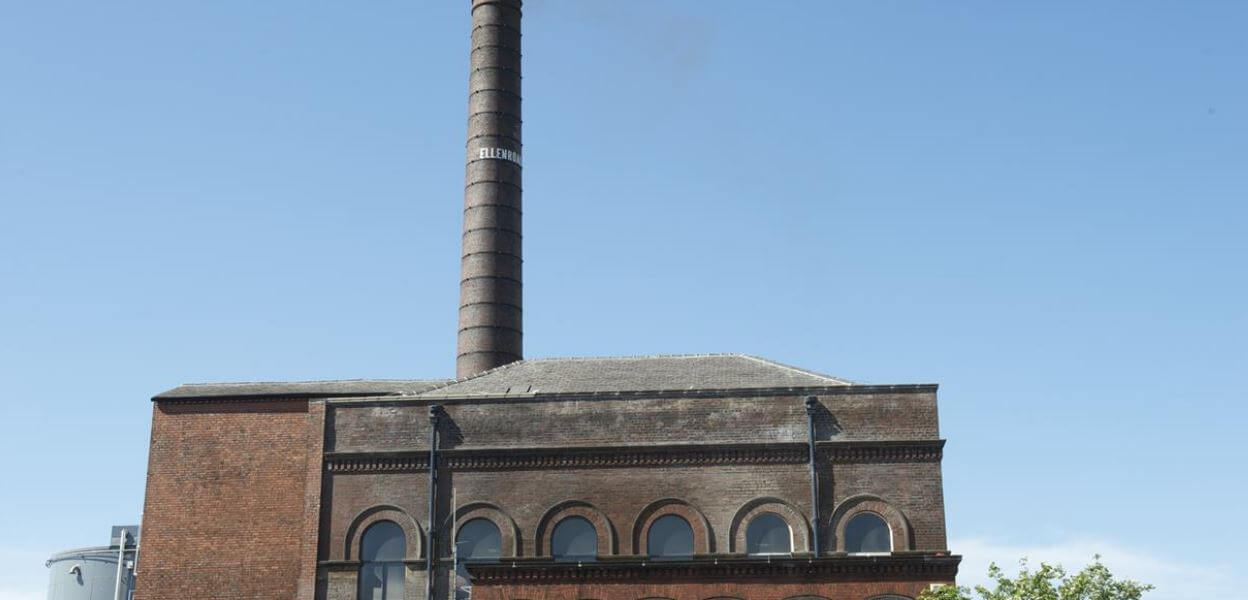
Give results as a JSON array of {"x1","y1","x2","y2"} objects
[{"x1": 919, "y1": 556, "x2": 1153, "y2": 600}]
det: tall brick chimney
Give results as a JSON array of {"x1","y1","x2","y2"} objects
[{"x1": 457, "y1": 0, "x2": 523, "y2": 378}]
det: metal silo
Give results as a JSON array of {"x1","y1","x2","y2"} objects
[{"x1": 45, "y1": 526, "x2": 138, "y2": 600}]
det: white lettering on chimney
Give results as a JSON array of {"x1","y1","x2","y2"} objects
[{"x1": 478, "y1": 147, "x2": 522, "y2": 166}]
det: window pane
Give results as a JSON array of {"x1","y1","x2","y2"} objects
[
  {"x1": 551, "y1": 516, "x2": 597, "y2": 561},
  {"x1": 457, "y1": 518, "x2": 502, "y2": 561},
  {"x1": 746, "y1": 513, "x2": 791, "y2": 555},
  {"x1": 361, "y1": 521, "x2": 406, "y2": 562},
  {"x1": 845, "y1": 513, "x2": 890, "y2": 553},
  {"x1": 384, "y1": 564, "x2": 405, "y2": 600},
  {"x1": 358, "y1": 563, "x2": 384, "y2": 600},
  {"x1": 648, "y1": 515, "x2": 693, "y2": 558}
]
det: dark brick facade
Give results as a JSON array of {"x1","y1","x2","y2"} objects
[{"x1": 136, "y1": 372, "x2": 956, "y2": 600}]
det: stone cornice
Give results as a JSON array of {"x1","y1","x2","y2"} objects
[
  {"x1": 154, "y1": 383, "x2": 938, "y2": 405},
  {"x1": 462, "y1": 553, "x2": 960, "y2": 583},
  {"x1": 324, "y1": 440, "x2": 944, "y2": 473},
  {"x1": 326, "y1": 383, "x2": 939, "y2": 407},
  {"x1": 822, "y1": 440, "x2": 946, "y2": 464},
  {"x1": 326, "y1": 453, "x2": 430, "y2": 473}
]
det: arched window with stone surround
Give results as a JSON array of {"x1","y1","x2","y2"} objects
[
  {"x1": 745, "y1": 512, "x2": 792, "y2": 555},
  {"x1": 358, "y1": 521, "x2": 405, "y2": 600},
  {"x1": 551, "y1": 516, "x2": 598, "y2": 561},
  {"x1": 456, "y1": 518, "x2": 502, "y2": 562},
  {"x1": 844, "y1": 512, "x2": 891, "y2": 553},
  {"x1": 647, "y1": 514, "x2": 694, "y2": 558}
]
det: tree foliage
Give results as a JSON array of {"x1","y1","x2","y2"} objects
[{"x1": 919, "y1": 556, "x2": 1153, "y2": 600}]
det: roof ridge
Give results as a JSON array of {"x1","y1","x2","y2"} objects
[
  {"x1": 417, "y1": 354, "x2": 857, "y2": 397},
  {"x1": 524, "y1": 353, "x2": 747, "y2": 362},
  {"x1": 421, "y1": 354, "x2": 756, "y2": 394},
  {"x1": 735, "y1": 355, "x2": 855, "y2": 385},
  {"x1": 176, "y1": 378, "x2": 448, "y2": 387}
]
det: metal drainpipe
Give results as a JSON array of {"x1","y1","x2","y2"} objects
[
  {"x1": 426, "y1": 406, "x2": 443, "y2": 600},
  {"x1": 132, "y1": 519, "x2": 141, "y2": 575},
  {"x1": 113, "y1": 529, "x2": 127, "y2": 600},
  {"x1": 804, "y1": 396, "x2": 821, "y2": 556}
]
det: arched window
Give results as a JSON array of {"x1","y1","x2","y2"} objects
[
  {"x1": 551, "y1": 516, "x2": 597, "y2": 561},
  {"x1": 844, "y1": 513, "x2": 891, "y2": 553},
  {"x1": 745, "y1": 512, "x2": 791, "y2": 555},
  {"x1": 456, "y1": 518, "x2": 502, "y2": 562},
  {"x1": 647, "y1": 515, "x2": 693, "y2": 558},
  {"x1": 358, "y1": 521, "x2": 405, "y2": 600}
]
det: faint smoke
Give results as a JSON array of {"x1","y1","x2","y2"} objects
[{"x1": 527, "y1": 0, "x2": 715, "y2": 85}]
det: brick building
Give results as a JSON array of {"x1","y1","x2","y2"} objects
[{"x1": 134, "y1": 3, "x2": 958, "y2": 600}]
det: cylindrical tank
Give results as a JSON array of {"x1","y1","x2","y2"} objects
[
  {"x1": 457, "y1": 0, "x2": 524, "y2": 379},
  {"x1": 45, "y1": 546, "x2": 135, "y2": 600}
]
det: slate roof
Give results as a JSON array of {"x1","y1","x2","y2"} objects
[
  {"x1": 419, "y1": 354, "x2": 852, "y2": 397},
  {"x1": 155, "y1": 379, "x2": 450, "y2": 400},
  {"x1": 153, "y1": 355, "x2": 853, "y2": 401}
]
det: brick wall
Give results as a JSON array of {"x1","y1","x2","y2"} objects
[
  {"x1": 135, "y1": 399, "x2": 324, "y2": 600},
  {"x1": 324, "y1": 389, "x2": 947, "y2": 558},
  {"x1": 136, "y1": 387, "x2": 948, "y2": 599},
  {"x1": 327, "y1": 391, "x2": 940, "y2": 453},
  {"x1": 830, "y1": 462, "x2": 947, "y2": 550},
  {"x1": 325, "y1": 458, "x2": 948, "y2": 560}
]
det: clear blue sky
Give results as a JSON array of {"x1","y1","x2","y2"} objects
[{"x1": 1, "y1": 2, "x2": 1244, "y2": 598}]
